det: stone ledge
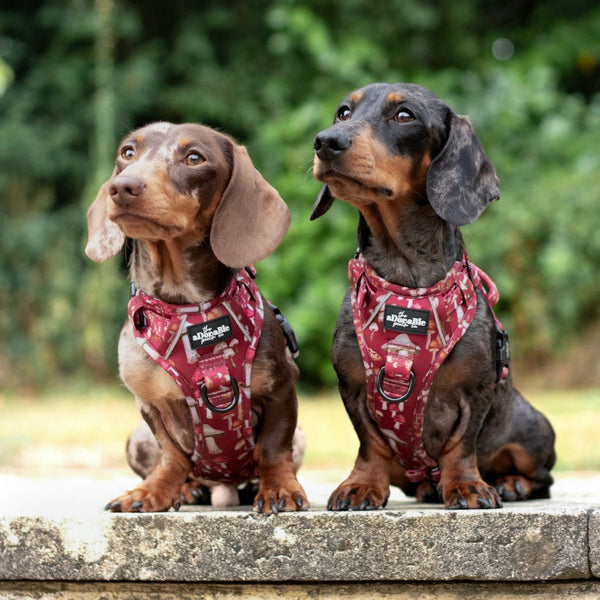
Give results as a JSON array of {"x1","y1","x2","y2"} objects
[
  {"x1": 0, "y1": 500, "x2": 597, "y2": 583},
  {"x1": 591, "y1": 509, "x2": 600, "y2": 578}
]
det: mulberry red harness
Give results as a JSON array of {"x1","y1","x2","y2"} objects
[
  {"x1": 349, "y1": 254, "x2": 509, "y2": 483},
  {"x1": 128, "y1": 267, "x2": 263, "y2": 483}
]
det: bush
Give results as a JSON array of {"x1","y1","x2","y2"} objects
[{"x1": 1, "y1": 1, "x2": 599, "y2": 389}]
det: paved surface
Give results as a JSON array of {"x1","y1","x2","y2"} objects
[{"x1": 1, "y1": 469, "x2": 599, "y2": 515}]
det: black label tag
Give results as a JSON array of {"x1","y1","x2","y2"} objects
[
  {"x1": 187, "y1": 316, "x2": 234, "y2": 349},
  {"x1": 383, "y1": 305, "x2": 430, "y2": 335}
]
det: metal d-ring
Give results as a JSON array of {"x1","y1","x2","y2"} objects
[
  {"x1": 376, "y1": 367, "x2": 415, "y2": 403},
  {"x1": 200, "y1": 377, "x2": 240, "y2": 413}
]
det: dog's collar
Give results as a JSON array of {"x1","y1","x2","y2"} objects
[
  {"x1": 127, "y1": 267, "x2": 263, "y2": 483},
  {"x1": 349, "y1": 253, "x2": 508, "y2": 483}
]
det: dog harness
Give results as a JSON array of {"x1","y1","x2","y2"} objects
[
  {"x1": 128, "y1": 267, "x2": 264, "y2": 483},
  {"x1": 349, "y1": 253, "x2": 509, "y2": 483}
]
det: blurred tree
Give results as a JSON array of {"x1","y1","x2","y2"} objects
[{"x1": 0, "y1": 0, "x2": 598, "y2": 389}]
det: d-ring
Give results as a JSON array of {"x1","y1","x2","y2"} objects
[
  {"x1": 200, "y1": 377, "x2": 240, "y2": 413},
  {"x1": 376, "y1": 367, "x2": 415, "y2": 403}
]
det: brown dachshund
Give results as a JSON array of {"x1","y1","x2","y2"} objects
[
  {"x1": 86, "y1": 122, "x2": 308, "y2": 514},
  {"x1": 312, "y1": 83, "x2": 555, "y2": 510}
]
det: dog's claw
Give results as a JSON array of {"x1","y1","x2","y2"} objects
[
  {"x1": 336, "y1": 496, "x2": 349, "y2": 511},
  {"x1": 358, "y1": 498, "x2": 371, "y2": 510},
  {"x1": 269, "y1": 502, "x2": 279, "y2": 515},
  {"x1": 514, "y1": 480, "x2": 527, "y2": 500},
  {"x1": 450, "y1": 495, "x2": 468, "y2": 510},
  {"x1": 477, "y1": 496, "x2": 491, "y2": 509},
  {"x1": 173, "y1": 501, "x2": 181, "y2": 512},
  {"x1": 131, "y1": 500, "x2": 144, "y2": 512},
  {"x1": 295, "y1": 496, "x2": 304, "y2": 509}
]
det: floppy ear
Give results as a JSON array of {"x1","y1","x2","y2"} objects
[
  {"x1": 85, "y1": 170, "x2": 126, "y2": 262},
  {"x1": 309, "y1": 185, "x2": 335, "y2": 221},
  {"x1": 426, "y1": 113, "x2": 500, "y2": 225},
  {"x1": 210, "y1": 144, "x2": 290, "y2": 269}
]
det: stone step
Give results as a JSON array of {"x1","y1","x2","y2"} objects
[
  {"x1": 0, "y1": 473, "x2": 598, "y2": 598},
  {"x1": 1, "y1": 500, "x2": 598, "y2": 582}
]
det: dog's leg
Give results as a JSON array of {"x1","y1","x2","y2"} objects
[
  {"x1": 126, "y1": 420, "x2": 159, "y2": 479},
  {"x1": 327, "y1": 422, "x2": 394, "y2": 510},
  {"x1": 248, "y1": 314, "x2": 309, "y2": 515},
  {"x1": 328, "y1": 299, "x2": 394, "y2": 510},
  {"x1": 484, "y1": 389, "x2": 555, "y2": 501},
  {"x1": 428, "y1": 390, "x2": 503, "y2": 509},
  {"x1": 252, "y1": 381, "x2": 309, "y2": 514},
  {"x1": 106, "y1": 402, "x2": 192, "y2": 512}
]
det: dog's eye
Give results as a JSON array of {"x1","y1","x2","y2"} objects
[
  {"x1": 121, "y1": 146, "x2": 136, "y2": 160},
  {"x1": 184, "y1": 152, "x2": 204, "y2": 166},
  {"x1": 394, "y1": 109, "x2": 416, "y2": 123},
  {"x1": 336, "y1": 107, "x2": 352, "y2": 122}
]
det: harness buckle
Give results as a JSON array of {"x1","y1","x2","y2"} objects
[
  {"x1": 268, "y1": 302, "x2": 299, "y2": 358},
  {"x1": 200, "y1": 377, "x2": 240, "y2": 413},
  {"x1": 495, "y1": 323, "x2": 510, "y2": 384},
  {"x1": 376, "y1": 367, "x2": 415, "y2": 403}
]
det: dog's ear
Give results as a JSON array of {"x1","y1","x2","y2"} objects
[
  {"x1": 85, "y1": 171, "x2": 126, "y2": 262},
  {"x1": 310, "y1": 185, "x2": 335, "y2": 220},
  {"x1": 210, "y1": 144, "x2": 290, "y2": 269},
  {"x1": 426, "y1": 113, "x2": 500, "y2": 226}
]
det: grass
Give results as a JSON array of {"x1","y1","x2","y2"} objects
[{"x1": 0, "y1": 383, "x2": 598, "y2": 474}]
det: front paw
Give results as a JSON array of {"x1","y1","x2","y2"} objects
[
  {"x1": 105, "y1": 483, "x2": 183, "y2": 513},
  {"x1": 328, "y1": 481, "x2": 390, "y2": 511},
  {"x1": 179, "y1": 479, "x2": 210, "y2": 505},
  {"x1": 253, "y1": 480, "x2": 309, "y2": 514},
  {"x1": 440, "y1": 480, "x2": 502, "y2": 509}
]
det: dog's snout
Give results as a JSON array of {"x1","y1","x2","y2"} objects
[
  {"x1": 314, "y1": 131, "x2": 352, "y2": 160},
  {"x1": 109, "y1": 175, "x2": 145, "y2": 206}
]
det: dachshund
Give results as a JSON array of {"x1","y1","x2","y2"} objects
[
  {"x1": 311, "y1": 83, "x2": 555, "y2": 510},
  {"x1": 86, "y1": 122, "x2": 308, "y2": 514}
]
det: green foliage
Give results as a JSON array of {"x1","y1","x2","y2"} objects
[{"x1": 1, "y1": 0, "x2": 599, "y2": 389}]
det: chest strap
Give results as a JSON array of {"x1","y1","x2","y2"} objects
[
  {"x1": 128, "y1": 267, "x2": 263, "y2": 483},
  {"x1": 349, "y1": 254, "x2": 507, "y2": 483}
]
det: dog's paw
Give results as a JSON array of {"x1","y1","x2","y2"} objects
[
  {"x1": 327, "y1": 482, "x2": 390, "y2": 511},
  {"x1": 440, "y1": 480, "x2": 502, "y2": 509},
  {"x1": 179, "y1": 479, "x2": 211, "y2": 505},
  {"x1": 105, "y1": 483, "x2": 182, "y2": 513},
  {"x1": 494, "y1": 475, "x2": 533, "y2": 502},
  {"x1": 253, "y1": 479, "x2": 309, "y2": 515}
]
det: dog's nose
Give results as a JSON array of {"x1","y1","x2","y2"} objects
[
  {"x1": 314, "y1": 131, "x2": 352, "y2": 160},
  {"x1": 109, "y1": 175, "x2": 145, "y2": 206}
]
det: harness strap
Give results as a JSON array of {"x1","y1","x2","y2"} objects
[{"x1": 379, "y1": 343, "x2": 417, "y2": 403}]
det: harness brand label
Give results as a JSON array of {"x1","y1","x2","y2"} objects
[
  {"x1": 384, "y1": 305, "x2": 430, "y2": 335},
  {"x1": 187, "y1": 316, "x2": 234, "y2": 349}
]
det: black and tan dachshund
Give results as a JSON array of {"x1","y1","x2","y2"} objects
[
  {"x1": 312, "y1": 83, "x2": 555, "y2": 510},
  {"x1": 86, "y1": 122, "x2": 308, "y2": 514}
]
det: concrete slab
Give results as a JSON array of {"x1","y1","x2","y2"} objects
[{"x1": 0, "y1": 471, "x2": 598, "y2": 584}]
